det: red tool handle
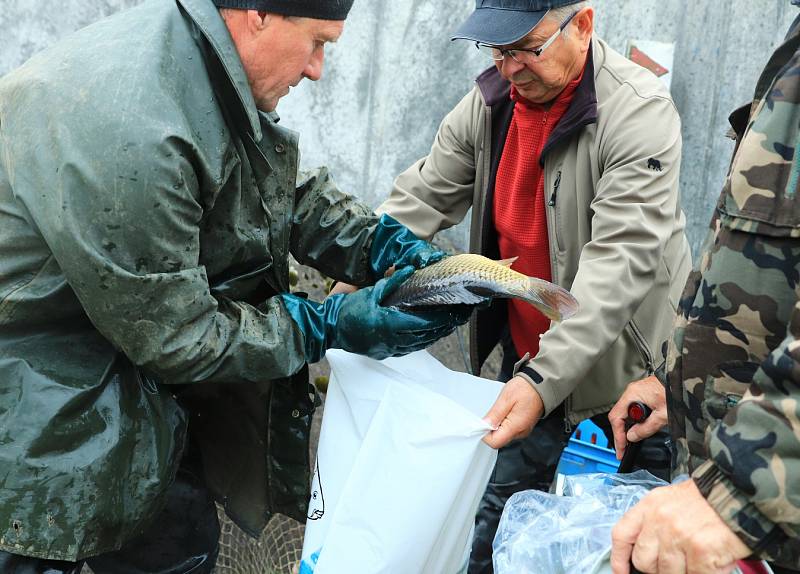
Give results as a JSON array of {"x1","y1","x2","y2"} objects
[{"x1": 617, "y1": 401, "x2": 652, "y2": 473}]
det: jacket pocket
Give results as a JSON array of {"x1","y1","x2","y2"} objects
[
  {"x1": 702, "y1": 360, "x2": 758, "y2": 421},
  {"x1": 718, "y1": 101, "x2": 800, "y2": 236}
]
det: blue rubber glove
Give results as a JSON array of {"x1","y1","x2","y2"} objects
[
  {"x1": 280, "y1": 266, "x2": 472, "y2": 363},
  {"x1": 369, "y1": 214, "x2": 446, "y2": 280}
]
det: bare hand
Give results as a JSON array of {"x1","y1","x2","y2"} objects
[
  {"x1": 608, "y1": 375, "x2": 668, "y2": 460},
  {"x1": 610, "y1": 479, "x2": 751, "y2": 574},
  {"x1": 482, "y1": 376, "x2": 544, "y2": 449},
  {"x1": 328, "y1": 281, "x2": 358, "y2": 297}
]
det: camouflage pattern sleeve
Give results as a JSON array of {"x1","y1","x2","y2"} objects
[{"x1": 695, "y1": 297, "x2": 800, "y2": 558}]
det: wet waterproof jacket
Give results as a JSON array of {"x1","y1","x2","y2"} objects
[
  {"x1": 378, "y1": 38, "x2": 692, "y2": 425},
  {"x1": 0, "y1": 0, "x2": 379, "y2": 561},
  {"x1": 667, "y1": 15, "x2": 800, "y2": 568}
]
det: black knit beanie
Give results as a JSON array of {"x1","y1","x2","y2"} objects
[{"x1": 212, "y1": 0, "x2": 354, "y2": 20}]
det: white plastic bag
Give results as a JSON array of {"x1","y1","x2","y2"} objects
[{"x1": 300, "y1": 350, "x2": 504, "y2": 574}]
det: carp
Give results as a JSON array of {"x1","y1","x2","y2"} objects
[{"x1": 384, "y1": 253, "x2": 579, "y2": 322}]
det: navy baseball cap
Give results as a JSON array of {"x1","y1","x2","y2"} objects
[{"x1": 452, "y1": 0, "x2": 583, "y2": 45}]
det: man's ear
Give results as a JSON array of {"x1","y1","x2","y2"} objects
[
  {"x1": 574, "y1": 7, "x2": 594, "y2": 51},
  {"x1": 248, "y1": 9, "x2": 272, "y2": 31}
]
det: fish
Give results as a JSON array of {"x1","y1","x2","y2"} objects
[{"x1": 383, "y1": 253, "x2": 579, "y2": 322}]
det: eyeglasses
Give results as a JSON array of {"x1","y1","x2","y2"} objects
[{"x1": 475, "y1": 10, "x2": 579, "y2": 64}]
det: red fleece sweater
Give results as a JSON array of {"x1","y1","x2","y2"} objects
[{"x1": 493, "y1": 74, "x2": 582, "y2": 360}]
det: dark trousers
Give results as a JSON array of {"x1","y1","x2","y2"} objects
[
  {"x1": 468, "y1": 340, "x2": 672, "y2": 574},
  {"x1": 0, "y1": 465, "x2": 220, "y2": 574}
]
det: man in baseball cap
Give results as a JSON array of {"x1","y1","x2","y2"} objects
[
  {"x1": 452, "y1": 0, "x2": 584, "y2": 45},
  {"x1": 356, "y1": 0, "x2": 691, "y2": 570}
]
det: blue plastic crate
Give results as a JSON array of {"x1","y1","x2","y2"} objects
[{"x1": 555, "y1": 419, "x2": 620, "y2": 481}]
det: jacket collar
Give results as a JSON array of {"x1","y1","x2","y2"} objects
[
  {"x1": 177, "y1": 0, "x2": 263, "y2": 141},
  {"x1": 541, "y1": 40, "x2": 598, "y2": 161},
  {"x1": 475, "y1": 65, "x2": 512, "y2": 107},
  {"x1": 475, "y1": 37, "x2": 600, "y2": 163},
  {"x1": 752, "y1": 12, "x2": 800, "y2": 113}
]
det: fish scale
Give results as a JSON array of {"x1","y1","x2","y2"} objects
[{"x1": 383, "y1": 253, "x2": 579, "y2": 322}]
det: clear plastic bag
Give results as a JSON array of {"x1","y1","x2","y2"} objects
[{"x1": 492, "y1": 470, "x2": 668, "y2": 574}]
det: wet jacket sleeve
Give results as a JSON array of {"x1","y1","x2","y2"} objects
[
  {"x1": 518, "y1": 93, "x2": 683, "y2": 415},
  {"x1": 9, "y1": 123, "x2": 308, "y2": 384},
  {"x1": 290, "y1": 167, "x2": 379, "y2": 287},
  {"x1": 375, "y1": 88, "x2": 482, "y2": 241},
  {"x1": 692, "y1": 301, "x2": 800, "y2": 560}
]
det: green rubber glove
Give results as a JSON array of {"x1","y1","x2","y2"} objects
[
  {"x1": 369, "y1": 214, "x2": 446, "y2": 280},
  {"x1": 279, "y1": 267, "x2": 472, "y2": 363}
]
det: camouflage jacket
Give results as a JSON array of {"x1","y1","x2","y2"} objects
[{"x1": 666, "y1": 14, "x2": 800, "y2": 567}]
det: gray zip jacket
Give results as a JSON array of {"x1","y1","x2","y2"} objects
[{"x1": 379, "y1": 38, "x2": 692, "y2": 424}]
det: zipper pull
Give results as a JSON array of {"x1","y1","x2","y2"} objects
[
  {"x1": 549, "y1": 170, "x2": 562, "y2": 207},
  {"x1": 563, "y1": 394, "x2": 573, "y2": 434}
]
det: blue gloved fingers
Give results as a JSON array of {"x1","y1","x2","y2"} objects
[
  {"x1": 388, "y1": 323, "x2": 462, "y2": 355},
  {"x1": 369, "y1": 214, "x2": 447, "y2": 279},
  {"x1": 395, "y1": 318, "x2": 458, "y2": 337},
  {"x1": 379, "y1": 304, "x2": 458, "y2": 337},
  {"x1": 439, "y1": 303, "x2": 477, "y2": 325},
  {"x1": 393, "y1": 305, "x2": 474, "y2": 335},
  {"x1": 394, "y1": 325, "x2": 455, "y2": 344},
  {"x1": 373, "y1": 331, "x2": 455, "y2": 358},
  {"x1": 409, "y1": 246, "x2": 446, "y2": 269},
  {"x1": 373, "y1": 265, "x2": 416, "y2": 303},
  {"x1": 325, "y1": 263, "x2": 469, "y2": 360}
]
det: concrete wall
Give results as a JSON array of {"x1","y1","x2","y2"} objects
[{"x1": 2, "y1": 1, "x2": 798, "y2": 257}]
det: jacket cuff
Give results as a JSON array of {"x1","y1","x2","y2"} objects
[
  {"x1": 692, "y1": 460, "x2": 787, "y2": 558},
  {"x1": 512, "y1": 356, "x2": 561, "y2": 416}
]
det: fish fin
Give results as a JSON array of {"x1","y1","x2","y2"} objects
[
  {"x1": 523, "y1": 278, "x2": 579, "y2": 322},
  {"x1": 496, "y1": 256, "x2": 518, "y2": 268},
  {"x1": 399, "y1": 286, "x2": 487, "y2": 307},
  {"x1": 448, "y1": 285, "x2": 490, "y2": 305},
  {"x1": 412, "y1": 293, "x2": 455, "y2": 306}
]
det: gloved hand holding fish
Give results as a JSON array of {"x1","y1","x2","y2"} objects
[{"x1": 383, "y1": 253, "x2": 579, "y2": 322}]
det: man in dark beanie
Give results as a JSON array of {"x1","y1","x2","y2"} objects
[{"x1": 0, "y1": 0, "x2": 473, "y2": 572}]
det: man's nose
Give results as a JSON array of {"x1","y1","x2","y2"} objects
[
  {"x1": 303, "y1": 48, "x2": 325, "y2": 81},
  {"x1": 500, "y1": 54, "x2": 525, "y2": 76}
]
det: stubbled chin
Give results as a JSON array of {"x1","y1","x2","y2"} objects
[
  {"x1": 517, "y1": 89, "x2": 551, "y2": 105},
  {"x1": 256, "y1": 98, "x2": 278, "y2": 112}
]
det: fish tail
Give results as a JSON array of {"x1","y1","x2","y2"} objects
[{"x1": 523, "y1": 278, "x2": 579, "y2": 322}]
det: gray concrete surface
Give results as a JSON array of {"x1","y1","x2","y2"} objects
[{"x1": 3, "y1": 1, "x2": 798, "y2": 258}]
